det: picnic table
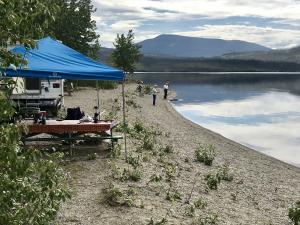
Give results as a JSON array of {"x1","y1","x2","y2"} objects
[{"x1": 22, "y1": 119, "x2": 122, "y2": 155}]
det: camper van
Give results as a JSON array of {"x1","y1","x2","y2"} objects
[{"x1": 11, "y1": 77, "x2": 64, "y2": 116}]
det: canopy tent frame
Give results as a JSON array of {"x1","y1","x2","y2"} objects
[
  {"x1": 2, "y1": 37, "x2": 128, "y2": 160},
  {"x1": 94, "y1": 79, "x2": 128, "y2": 161}
]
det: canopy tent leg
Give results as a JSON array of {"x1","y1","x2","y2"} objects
[
  {"x1": 96, "y1": 80, "x2": 100, "y2": 119},
  {"x1": 122, "y1": 81, "x2": 128, "y2": 161},
  {"x1": 61, "y1": 79, "x2": 65, "y2": 107}
]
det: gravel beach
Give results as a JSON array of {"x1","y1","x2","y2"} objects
[{"x1": 56, "y1": 83, "x2": 300, "y2": 225}]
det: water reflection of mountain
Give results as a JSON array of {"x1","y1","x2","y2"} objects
[{"x1": 134, "y1": 73, "x2": 300, "y2": 98}]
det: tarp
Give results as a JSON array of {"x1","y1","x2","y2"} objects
[{"x1": 3, "y1": 37, "x2": 124, "y2": 81}]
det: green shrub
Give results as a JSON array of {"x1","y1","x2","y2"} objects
[
  {"x1": 163, "y1": 163, "x2": 177, "y2": 182},
  {"x1": 130, "y1": 169, "x2": 143, "y2": 181},
  {"x1": 149, "y1": 173, "x2": 163, "y2": 182},
  {"x1": 0, "y1": 149, "x2": 70, "y2": 224},
  {"x1": 112, "y1": 166, "x2": 142, "y2": 182},
  {"x1": 144, "y1": 85, "x2": 152, "y2": 94},
  {"x1": 128, "y1": 122, "x2": 160, "y2": 153},
  {"x1": 127, "y1": 153, "x2": 141, "y2": 168},
  {"x1": 148, "y1": 218, "x2": 167, "y2": 225},
  {"x1": 289, "y1": 201, "x2": 300, "y2": 225},
  {"x1": 194, "y1": 197, "x2": 207, "y2": 209},
  {"x1": 216, "y1": 164, "x2": 233, "y2": 182},
  {"x1": 185, "y1": 204, "x2": 196, "y2": 217},
  {"x1": 114, "y1": 123, "x2": 129, "y2": 133},
  {"x1": 133, "y1": 120, "x2": 145, "y2": 133},
  {"x1": 119, "y1": 168, "x2": 130, "y2": 181},
  {"x1": 161, "y1": 144, "x2": 174, "y2": 154},
  {"x1": 142, "y1": 154, "x2": 151, "y2": 162},
  {"x1": 205, "y1": 165, "x2": 233, "y2": 190},
  {"x1": 108, "y1": 144, "x2": 121, "y2": 158},
  {"x1": 166, "y1": 190, "x2": 181, "y2": 202},
  {"x1": 132, "y1": 121, "x2": 155, "y2": 133},
  {"x1": 184, "y1": 198, "x2": 208, "y2": 217},
  {"x1": 193, "y1": 214, "x2": 219, "y2": 225},
  {"x1": 103, "y1": 184, "x2": 134, "y2": 207},
  {"x1": 142, "y1": 135, "x2": 155, "y2": 151},
  {"x1": 111, "y1": 164, "x2": 121, "y2": 179},
  {"x1": 104, "y1": 111, "x2": 117, "y2": 120},
  {"x1": 128, "y1": 121, "x2": 148, "y2": 140},
  {"x1": 195, "y1": 144, "x2": 216, "y2": 166},
  {"x1": 126, "y1": 99, "x2": 140, "y2": 108},
  {"x1": 205, "y1": 173, "x2": 220, "y2": 190},
  {"x1": 103, "y1": 185, "x2": 123, "y2": 206},
  {"x1": 128, "y1": 123, "x2": 157, "y2": 138}
]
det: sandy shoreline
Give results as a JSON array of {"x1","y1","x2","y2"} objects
[{"x1": 56, "y1": 83, "x2": 300, "y2": 225}]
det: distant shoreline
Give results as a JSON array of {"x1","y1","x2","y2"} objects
[{"x1": 135, "y1": 71, "x2": 300, "y2": 74}]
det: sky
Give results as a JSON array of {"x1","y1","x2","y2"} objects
[{"x1": 92, "y1": 0, "x2": 300, "y2": 49}]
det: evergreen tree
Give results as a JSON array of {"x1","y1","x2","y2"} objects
[
  {"x1": 47, "y1": 0, "x2": 100, "y2": 59},
  {"x1": 112, "y1": 30, "x2": 142, "y2": 74}
]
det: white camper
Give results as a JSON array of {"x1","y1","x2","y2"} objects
[{"x1": 11, "y1": 77, "x2": 64, "y2": 116}]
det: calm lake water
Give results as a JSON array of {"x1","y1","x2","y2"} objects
[{"x1": 134, "y1": 72, "x2": 300, "y2": 167}]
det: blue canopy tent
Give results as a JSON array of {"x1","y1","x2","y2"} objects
[
  {"x1": 2, "y1": 37, "x2": 128, "y2": 158},
  {"x1": 4, "y1": 37, "x2": 124, "y2": 81}
]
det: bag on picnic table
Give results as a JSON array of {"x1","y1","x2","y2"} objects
[{"x1": 65, "y1": 107, "x2": 84, "y2": 120}]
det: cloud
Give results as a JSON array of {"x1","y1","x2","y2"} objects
[
  {"x1": 92, "y1": 0, "x2": 300, "y2": 48},
  {"x1": 143, "y1": 7, "x2": 178, "y2": 14},
  {"x1": 110, "y1": 20, "x2": 140, "y2": 31},
  {"x1": 174, "y1": 24, "x2": 300, "y2": 49}
]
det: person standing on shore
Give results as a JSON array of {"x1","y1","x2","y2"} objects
[
  {"x1": 152, "y1": 85, "x2": 159, "y2": 106},
  {"x1": 163, "y1": 81, "x2": 169, "y2": 99}
]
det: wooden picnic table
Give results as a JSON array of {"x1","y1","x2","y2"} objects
[
  {"x1": 22, "y1": 119, "x2": 122, "y2": 155},
  {"x1": 27, "y1": 119, "x2": 115, "y2": 134}
]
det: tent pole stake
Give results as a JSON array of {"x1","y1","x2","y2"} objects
[{"x1": 122, "y1": 81, "x2": 128, "y2": 161}]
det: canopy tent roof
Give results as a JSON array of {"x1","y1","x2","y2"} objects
[{"x1": 3, "y1": 37, "x2": 124, "y2": 81}]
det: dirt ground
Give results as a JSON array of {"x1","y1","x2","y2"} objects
[{"x1": 54, "y1": 83, "x2": 300, "y2": 225}]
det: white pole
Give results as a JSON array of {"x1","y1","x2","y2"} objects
[{"x1": 122, "y1": 81, "x2": 128, "y2": 161}]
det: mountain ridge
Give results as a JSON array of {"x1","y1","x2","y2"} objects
[
  {"x1": 98, "y1": 35, "x2": 300, "y2": 72},
  {"x1": 221, "y1": 46, "x2": 300, "y2": 63},
  {"x1": 137, "y1": 34, "x2": 271, "y2": 58}
]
